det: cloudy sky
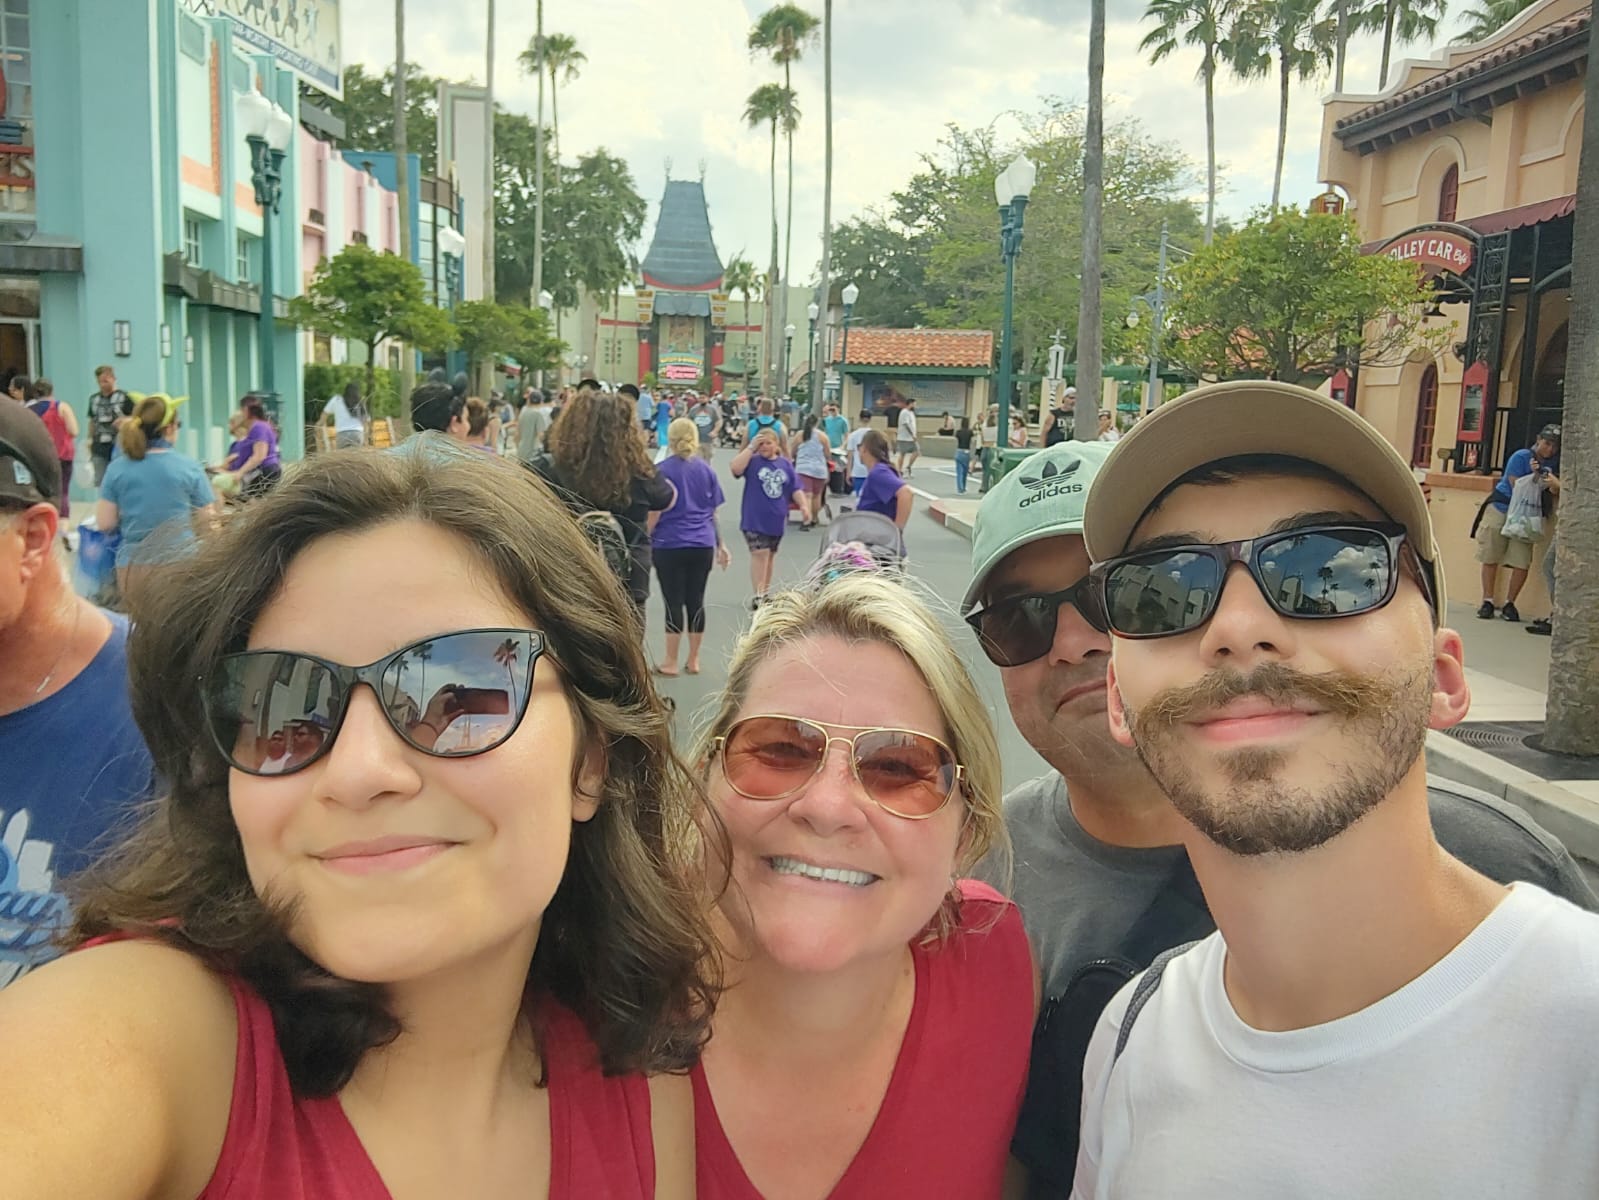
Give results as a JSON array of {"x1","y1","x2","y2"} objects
[{"x1": 338, "y1": 0, "x2": 1483, "y2": 283}]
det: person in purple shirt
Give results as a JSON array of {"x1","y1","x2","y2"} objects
[
  {"x1": 856, "y1": 430, "x2": 913, "y2": 530},
  {"x1": 652, "y1": 419, "x2": 732, "y2": 675},
  {"x1": 731, "y1": 425, "x2": 810, "y2": 609},
  {"x1": 231, "y1": 396, "x2": 282, "y2": 499}
]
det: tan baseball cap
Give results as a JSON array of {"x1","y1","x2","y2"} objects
[{"x1": 1082, "y1": 381, "x2": 1446, "y2": 613}]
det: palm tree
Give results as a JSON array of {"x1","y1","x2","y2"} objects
[
  {"x1": 749, "y1": 4, "x2": 820, "y2": 393},
  {"x1": 524, "y1": 32, "x2": 585, "y2": 166},
  {"x1": 1075, "y1": 0, "x2": 1108, "y2": 433},
  {"x1": 812, "y1": 0, "x2": 834, "y2": 414},
  {"x1": 1141, "y1": 0, "x2": 1237, "y2": 243},
  {"x1": 1453, "y1": 0, "x2": 1539, "y2": 44},
  {"x1": 1369, "y1": 0, "x2": 1448, "y2": 89},
  {"x1": 744, "y1": 83, "x2": 795, "y2": 395},
  {"x1": 1231, "y1": 0, "x2": 1336, "y2": 210},
  {"x1": 725, "y1": 254, "x2": 760, "y2": 383}
]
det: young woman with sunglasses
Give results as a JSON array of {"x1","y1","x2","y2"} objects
[
  {"x1": 689, "y1": 570, "x2": 1034, "y2": 1199},
  {"x1": 0, "y1": 440, "x2": 714, "y2": 1199}
]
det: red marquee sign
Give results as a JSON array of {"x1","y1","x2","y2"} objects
[{"x1": 1379, "y1": 225, "x2": 1475, "y2": 275}]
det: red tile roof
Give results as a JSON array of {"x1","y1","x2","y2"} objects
[
  {"x1": 832, "y1": 328, "x2": 994, "y2": 368},
  {"x1": 1336, "y1": 6, "x2": 1590, "y2": 130}
]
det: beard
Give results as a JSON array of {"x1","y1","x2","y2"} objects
[{"x1": 1124, "y1": 660, "x2": 1433, "y2": 856}]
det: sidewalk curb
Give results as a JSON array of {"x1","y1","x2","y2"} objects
[
  {"x1": 1425, "y1": 731, "x2": 1599, "y2": 866},
  {"x1": 927, "y1": 498, "x2": 975, "y2": 541}
]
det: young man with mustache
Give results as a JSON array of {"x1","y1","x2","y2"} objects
[
  {"x1": 964, "y1": 436, "x2": 1595, "y2": 1196},
  {"x1": 1069, "y1": 382, "x2": 1599, "y2": 1197}
]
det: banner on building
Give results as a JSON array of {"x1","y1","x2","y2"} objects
[
  {"x1": 659, "y1": 352, "x2": 704, "y2": 382},
  {"x1": 710, "y1": 292, "x2": 729, "y2": 327},
  {"x1": 636, "y1": 289, "x2": 655, "y2": 327},
  {"x1": 182, "y1": 0, "x2": 343, "y2": 98}
]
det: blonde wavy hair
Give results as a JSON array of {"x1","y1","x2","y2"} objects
[
  {"x1": 690, "y1": 571, "x2": 1008, "y2": 942},
  {"x1": 667, "y1": 416, "x2": 699, "y2": 458}
]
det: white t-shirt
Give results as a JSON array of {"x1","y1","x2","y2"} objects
[
  {"x1": 323, "y1": 393, "x2": 364, "y2": 435},
  {"x1": 846, "y1": 427, "x2": 871, "y2": 479},
  {"x1": 1074, "y1": 883, "x2": 1599, "y2": 1199},
  {"x1": 896, "y1": 408, "x2": 918, "y2": 442}
]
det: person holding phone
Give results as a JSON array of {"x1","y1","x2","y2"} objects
[{"x1": 0, "y1": 439, "x2": 712, "y2": 1199}]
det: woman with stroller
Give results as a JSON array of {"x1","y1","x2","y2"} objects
[{"x1": 854, "y1": 430, "x2": 912, "y2": 530}]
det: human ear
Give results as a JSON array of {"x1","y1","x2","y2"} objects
[
  {"x1": 1428, "y1": 626, "x2": 1471, "y2": 731},
  {"x1": 1106, "y1": 660, "x2": 1136, "y2": 749}
]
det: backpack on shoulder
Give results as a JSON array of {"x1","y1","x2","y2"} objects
[{"x1": 525, "y1": 454, "x2": 633, "y2": 586}]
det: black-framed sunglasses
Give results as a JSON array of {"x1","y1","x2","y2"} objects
[
  {"x1": 712, "y1": 714, "x2": 966, "y2": 819},
  {"x1": 1089, "y1": 522, "x2": 1421, "y2": 640},
  {"x1": 965, "y1": 576, "x2": 1109, "y2": 668},
  {"x1": 201, "y1": 628, "x2": 546, "y2": 777}
]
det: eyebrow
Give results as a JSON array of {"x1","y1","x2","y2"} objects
[{"x1": 1126, "y1": 510, "x2": 1377, "y2": 554}]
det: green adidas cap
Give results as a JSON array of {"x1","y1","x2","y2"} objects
[{"x1": 962, "y1": 440, "x2": 1116, "y2": 615}]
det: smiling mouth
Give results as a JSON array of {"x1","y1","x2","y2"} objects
[
  {"x1": 1056, "y1": 680, "x2": 1108, "y2": 708},
  {"x1": 766, "y1": 856, "x2": 880, "y2": 888}
]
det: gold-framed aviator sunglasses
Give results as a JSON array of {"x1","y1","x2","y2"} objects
[{"x1": 712, "y1": 714, "x2": 966, "y2": 820}]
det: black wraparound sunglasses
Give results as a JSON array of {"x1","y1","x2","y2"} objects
[
  {"x1": 201, "y1": 628, "x2": 546, "y2": 776},
  {"x1": 965, "y1": 575, "x2": 1110, "y2": 668},
  {"x1": 1089, "y1": 522, "x2": 1425, "y2": 639}
]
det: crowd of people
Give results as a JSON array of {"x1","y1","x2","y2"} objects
[{"x1": 2, "y1": 364, "x2": 1595, "y2": 1198}]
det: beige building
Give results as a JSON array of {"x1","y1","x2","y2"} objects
[{"x1": 1318, "y1": 0, "x2": 1584, "y2": 613}]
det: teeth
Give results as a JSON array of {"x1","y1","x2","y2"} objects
[{"x1": 768, "y1": 857, "x2": 876, "y2": 887}]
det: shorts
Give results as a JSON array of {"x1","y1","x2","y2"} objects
[
  {"x1": 1475, "y1": 504, "x2": 1535, "y2": 570},
  {"x1": 743, "y1": 530, "x2": 782, "y2": 553},
  {"x1": 896, "y1": 438, "x2": 916, "y2": 453},
  {"x1": 798, "y1": 474, "x2": 827, "y2": 499}
]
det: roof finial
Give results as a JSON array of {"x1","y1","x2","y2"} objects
[
  {"x1": 699, "y1": 159, "x2": 707, "y2": 182},
  {"x1": 664, "y1": 156, "x2": 673, "y2": 181}
]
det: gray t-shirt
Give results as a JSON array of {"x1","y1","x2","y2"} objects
[
  {"x1": 991, "y1": 771, "x2": 1598, "y2": 1003},
  {"x1": 517, "y1": 405, "x2": 550, "y2": 462}
]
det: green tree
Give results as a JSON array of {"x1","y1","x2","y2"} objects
[
  {"x1": 1453, "y1": 0, "x2": 1540, "y2": 43},
  {"x1": 826, "y1": 215, "x2": 931, "y2": 327},
  {"x1": 1367, "y1": 0, "x2": 1448, "y2": 89},
  {"x1": 744, "y1": 83, "x2": 797, "y2": 394},
  {"x1": 749, "y1": 3, "x2": 820, "y2": 388},
  {"x1": 539, "y1": 150, "x2": 648, "y2": 310},
  {"x1": 518, "y1": 32, "x2": 586, "y2": 168},
  {"x1": 290, "y1": 244, "x2": 455, "y2": 405},
  {"x1": 316, "y1": 63, "x2": 440, "y2": 166},
  {"x1": 454, "y1": 300, "x2": 562, "y2": 381},
  {"x1": 1141, "y1": 0, "x2": 1240, "y2": 243},
  {"x1": 1231, "y1": 0, "x2": 1336, "y2": 210},
  {"x1": 1162, "y1": 207, "x2": 1443, "y2": 385},
  {"x1": 725, "y1": 253, "x2": 761, "y2": 374}
]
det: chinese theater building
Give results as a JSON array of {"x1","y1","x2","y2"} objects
[
  {"x1": 634, "y1": 178, "x2": 726, "y2": 388},
  {"x1": 1318, "y1": 0, "x2": 1585, "y2": 614}
]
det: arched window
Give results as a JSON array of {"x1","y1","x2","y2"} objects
[
  {"x1": 1412, "y1": 363, "x2": 1439, "y2": 468},
  {"x1": 1438, "y1": 163, "x2": 1459, "y2": 223}
]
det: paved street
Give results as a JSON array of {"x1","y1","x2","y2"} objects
[{"x1": 644, "y1": 451, "x2": 1050, "y2": 794}]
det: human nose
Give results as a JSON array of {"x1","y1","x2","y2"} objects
[
  {"x1": 1047, "y1": 594, "x2": 1111, "y2": 668},
  {"x1": 309, "y1": 686, "x2": 424, "y2": 808},
  {"x1": 1196, "y1": 561, "x2": 1296, "y2": 666},
  {"x1": 782, "y1": 737, "x2": 875, "y2": 833}
]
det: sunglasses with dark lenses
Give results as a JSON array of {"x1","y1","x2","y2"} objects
[
  {"x1": 965, "y1": 576, "x2": 1109, "y2": 668},
  {"x1": 201, "y1": 628, "x2": 546, "y2": 776},
  {"x1": 713, "y1": 715, "x2": 966, "y2": 820},
  {"x1": 1090, "y1": 522, "x2": 1417, "y2": 639}
]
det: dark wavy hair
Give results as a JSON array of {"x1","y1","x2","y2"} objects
[
  {"x1": 545, "y1": 389, "x2": 656, "y2": 512},
  {"x1": 66, "y1": 438, "x2": 720, "y2": 1094}
]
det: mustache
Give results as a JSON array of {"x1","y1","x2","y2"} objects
[{"x1": 1130, "y1": 662, "x2": 1408, "y2": 732}]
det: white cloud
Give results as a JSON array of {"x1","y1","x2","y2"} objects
[{"x1": 335, "y1": 0, "x2": 1477, "y2": 286}]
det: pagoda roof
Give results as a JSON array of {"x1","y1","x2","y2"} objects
[{"x1": 640, "y1": 180, "x2": 725, "y2": 292}]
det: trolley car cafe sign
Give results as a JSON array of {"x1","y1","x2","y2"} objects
[{"x1": 1379, "y1": 225, "x2": 1475, "y2": 275}]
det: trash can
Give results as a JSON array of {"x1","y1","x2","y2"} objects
[{"x1": 982, "y1": 446, "x2": 1039, "y2": 491}]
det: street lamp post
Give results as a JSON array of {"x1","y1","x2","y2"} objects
[
  {"x1": 437, "y1": 224, "x2": 467, "y2": 307},
  {"x1": 838, "y1": 281, "x2": 859, "y2": 410},
  {"x1": 236, "y1": 89, "x2": 295, "y2": 408},
  {"x1": 806, "y1": 300, "x2": 820, "y2": 395},
  {"x1": 991, "y1": 155, "x2": 1036, "y2": 481},
  {"x1": 1125, "y1": 220, "x2": 1174, "y2": 415},
  {"x1": 536, "y1": 290, "x2": 554, "y2": 389},
  {"x1": 783, "y1": 323, "x2": 795, "y2": 398}
]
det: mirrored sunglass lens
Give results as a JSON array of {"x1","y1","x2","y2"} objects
[
  {"x1": 1260, "y1": 530, "x2": 1392, "y2": 617},
  {"x1": 724, "y1": 717, "x2": 825, "y2": 798},
  {"x1": 1104, "y1": 550, "x2": 1221, "y2": 636},
  {"x1": 206, "y1": 653, "x2": 340, "y2": 774},
  {"x1": 976, "y1": 596, "x2": 1057, "y2": 666},
  {"x1": 383, "y1": 631, "x2": 532, "y2": 756},
  {"x1": 856, "y1": 731, "x2": 956, "y2": 816}
]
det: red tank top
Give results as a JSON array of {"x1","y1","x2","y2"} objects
[
  {"x1": 70, "y1": 946, "x2": 657, "y2": 1200},
  {"x1": 692, "y1": 879, "x2": 1034, "y2": 1199}
]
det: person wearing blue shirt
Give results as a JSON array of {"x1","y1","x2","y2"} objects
[
  {"x1": 746, "y1": 396, "x2": 786, "y2": 446},
  {"x1": 1475, "y1": 424, "x2": 1560, "y2": 623},
  {"x1": 821, "y1": 403, "x2": 849, "y2": 453},
  {"x1": 0, "y1": 402, "x2": 156, "y2": 989}
]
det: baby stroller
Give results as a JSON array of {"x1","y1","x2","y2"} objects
[{"x1": 811, "y1": 510, "x2": 907, "y2": 585}]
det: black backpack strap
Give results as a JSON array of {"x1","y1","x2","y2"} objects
[{"x1": 1112, "y1": 939, "x2": 1200, "y2": 1064}]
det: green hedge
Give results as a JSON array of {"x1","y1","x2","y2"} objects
[{"x1": 303, "y1": 364, "x2": 402, "y2": 421}]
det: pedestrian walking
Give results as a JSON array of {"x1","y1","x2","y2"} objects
[
  {"x1": 6, "y1": 374, "x2": 30, "y2": 405},
  {"x1": 821, "y1": 402, "x2": 849, "y2": 452},
  {"x1": 515, "y1": 387, "x2": 550, "y2": 462},
  {"x1": 85, "y1": 366, "x2": 133, "y2": 488},
  {"x1": 690, "y1": 395, "x2": 721, "y2": 462},
  {"x1": 893, "y1": 396, "x2": 920, "y2": 477},
  {"x1": 855, "y1": 429, "x2": 912, "y2": 530},
  {"x1": 789, "y1": 411, "x2": 832, "y2": 531},
  {"x1": 320, "y1": 381, "x2": 367, "y2": 450},
  {"x1": 1072, "y1": 382, "x2": 1599, "y2": 1197},
  {"x1": 1096, "y1": 408, "x2": 1120, "y2": 442},
  {"x1": 0, "y1": 401, "x2": 156, "y2": 989},
  {"x1": 0, "y1": 443, "x2": 707, "y2": 1198},
  {"x1": 690, "y1": 571, "x2": 1030, "y2": 1199},
  {"x1": 953, "y1": 415, "x2": 978, "y2": 494},
  {"x1": 652, "y1": 418, "x2": 731, "y2": 676},
  {"x1": 745, "y1": 396, "x2": 785, "y2": 446},
  {"x1": 1043, "y1": 386, "x2": 1074, "y2": 446},
  {"x1": 960, "y1": 430, "x2": 1596, "y2": 1195},
  {"x1": 844, "y1": 409, "x2": 872, "y2": 500},
  {"x1": 730, "y1": 425, "x2": 808, "y2": 608},
  {"x1": 95, "y1": 394, "x2": 216, "y2": 607},
  {"x1": 229, "y1": 396, "x2": 283, "y2": 498},
  {"x1": 463, "y1": 396, "x2": 497, "y2": 453},
  {"x1": 25, "y1": 378, "x2": 78, "y2": 520},
  {"x1": 1473, "y1": 423, "x2": 1559, "y2": 623}
]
